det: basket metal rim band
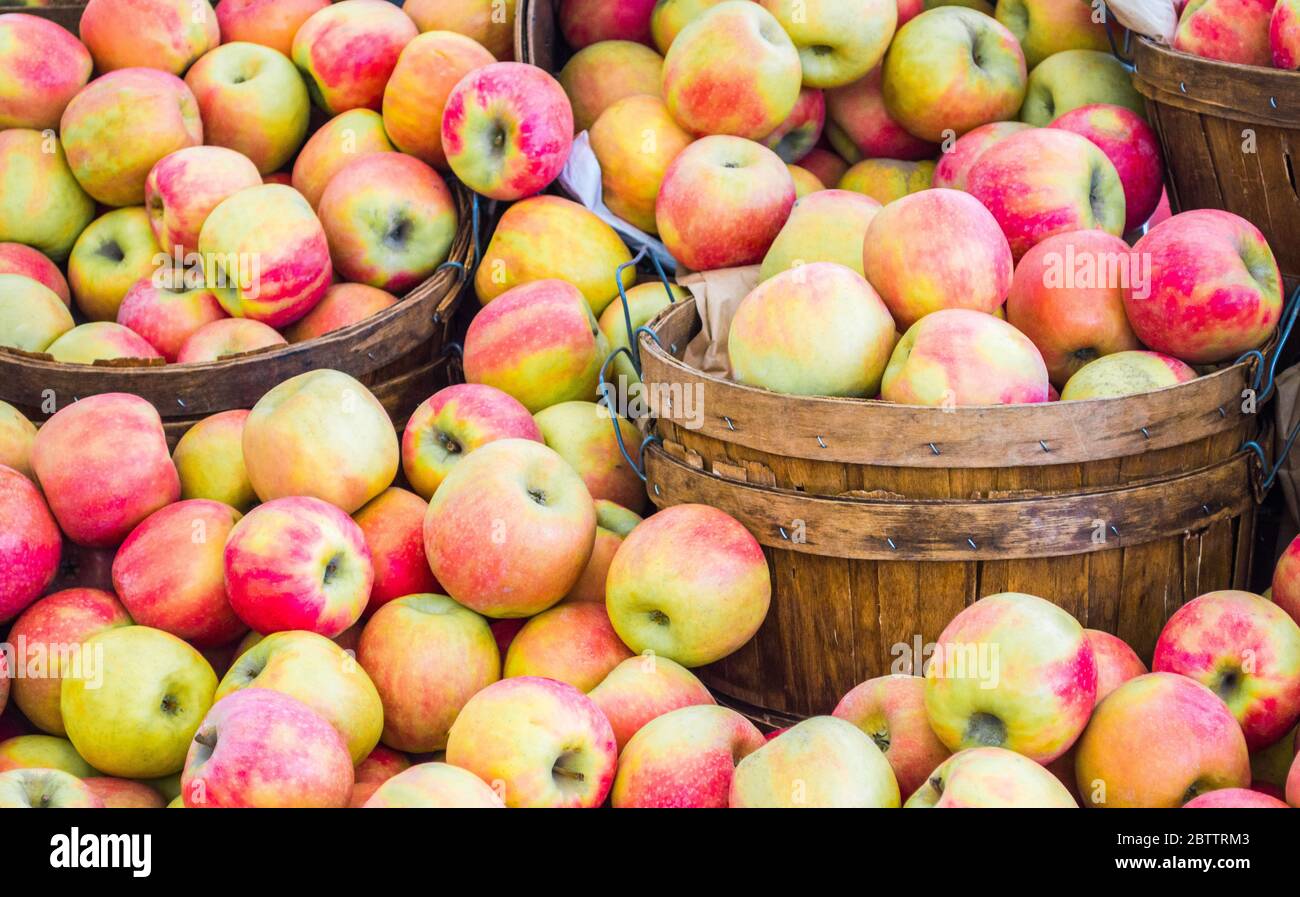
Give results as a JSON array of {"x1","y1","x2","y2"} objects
[
  {"x1": 639, "y1": 299, "x2": 1257, "y2": 468},
  {"x1": 644, "y1": 444, "x2": 1255, "y2": 561}
]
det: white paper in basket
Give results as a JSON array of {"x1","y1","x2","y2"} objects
[
  {"x1": 557, "y1": 131, "x2": 679, "y2": 274},
  {"x1": 1105, "y1": 0, "x2": 1179, "y2": 44}
]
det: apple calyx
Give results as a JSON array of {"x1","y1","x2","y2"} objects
[{"x1": 963, "y1": 711, "x2": 1007, "y2": 748}]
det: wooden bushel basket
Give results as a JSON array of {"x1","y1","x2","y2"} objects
[
  {"x1": 1, "y1": 8, "x2": 478, "y2": 445},
  {"x1": 1132, "y1": 38, "x2": 1300, "y2": 293},
  {"x1": 635, "y1": 298, "x2": 1268, "y2": 725}
]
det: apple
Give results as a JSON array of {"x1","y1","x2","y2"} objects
[
  {"x1": 1050, "y1": 104, "x2": 1164, "y2": 233},
  {"x1": 32, "y1": 393, "x2": 180, "y2": 548},
  {"x1": 80, "y1": 0, "x2": 218, "y2": 74},
  {"x1": 144, "y1": 147, "x2": 262, "y2": 254},
  {"x1": 838, "y1": 157, "x2": 934, "y2": 204},
  {"x1": 925, "y1": 592, "x2": 1095, "y2": 762},
  {"x1": 1005, "y1": 230, "x2": 1143, "y2": 387},
  {"x1": 215, "y1": 0, "x2": 332, "y2": 57},
  {"x1": 7, "y1": 588, "x2": 131, "y2": 735},
  {"x1": 60, "y1": 68, "x2": 202, "y2": 207},
  {"x1": 354, "y1": 744, "x2": 410, "y2": 789},
  {"x1": 788, "y1": 165, "x2": 824, "y2": 197},
  {"x1": 402, "y1": 383, "x2": 543, "y2": 501},
  {"x1": 1085, "y1": 629, "x2": 1148, "y2": 703},
  {"x1": 116, "y1": 272, "x2": 229, "y2": 363},
  {"x1": 0, "y1": 769, "x2": 103, "y2": 809},
  {"x1": 0, "y1": 401, "x2": 36, "y2": 479},
  {"x1": 882, "y1": 8, "x2": 1026, "y2": 142},
  {"x1": 759, "y1": 0, "x2": 896, "y2": 88},
  {"x1": 424, "y1": 438, "x2": 597, "y2": 617},
  {"x1": 1276, "y1": 0, "x2": 1300, "y2": 68},
  {"x1": 966, "y1": 127, "x2": 1126, "y2": 260},
  {"x1": 652, "y1": 0, "x2": 731, "y2": 52},
  {"x1": 994, "y1": 0, "x2": 1109, "y2": 68},
  {"x1": 761, "y1": 88, "x2": 824, "y2": 166},
  {"x1": 1152, "y1": 590, "x2": 1300, "y2": 751},
  {"x1": 181, "y1": 688, "x2": 353, "y2": 808},
  {"x1": 224, "y1": 496, "x2": 373, "y2": 638},
  {"x1": 1185, "y1": 787, "x2": 1289, "y2": 807},
  {"x1": 0, "y1": 243, "x2": 70, "y2": 305},
  {"x1": 362, "y1": 762, "x2": 504, "y2": 808},
  {"x1": 1019, "y1": 49, "x2": 1145, "y2": 126},
  {"x1": 559, "y1": 40, "x2": 664, "y2": 134},
  {"x1": 441, "y1": 61, "x2": 573, "y2": 201},
  {"x1": 445, "y1": 676, "x2": 618, "y2": 808},
  {"x1": 534, "y1": 400, "x2": 646, "y2": 512},
  {"x1": 185, "y1": 41, "x2": 312, "y2": 176},
  {"x1": 606, "y1": 503, "x2": 770, "y2": 667},
  {"x1": 0, "y1": 129, "x2": 94, "y2": 262},
  {"x1": 198, "y1": 184, "x2": 333, "y2": 327},
  {"x1": 62, "y1": 625, "x2": 217, "y2": 778},
  {"x1": 563, "y1": 500, "x2": 644, "y2": 603},
  {"x1": 559, "y1": 0, "x2": 656, "y2": 48},
  {"x1": 661, "y1": 1, "x2": 800, "y2": 139},
  {"x1": 657, "y1": 135, "x2": 796, "y2": 271},
  {"x1": 175, "y1": 317, "x2": 287, "y2": 363},
  {"x1": 1061, "y1": 350, "x2": 1197, "y2": 400},
  {"x1": 0, "y1": 735, "x2": 95, "y2": 776},
  {"x1": 1174, "y1": 0, "x2": 1274, "y2": 66},
  {"x1": 731, "y1": 716, "x2": 900, "y2": 807},
  {"x1": 358, "y1": 592, "x2": 500, "y2": 753},
  {"x1": 797, "y1": 147, "x2": 850, "y2": 190},
  {"x1": 353, "y1": 488, "x2": 440, "y2": 615},
  {"x1": 864, "y1": 188, "x2": 1013, "y2": 329},
  {"x1": 291, "y1": 108, "x2": 396, "y2": 210},
  {"x1": 383, "y1": 31, "x2": 496, "y2": 168},
  {"x1": 930, "y1": 120, "x2": 1030, "y2": 190},
  {"x1": 824, "y1": 68, "x2": 935, "y2": 164},
  {"x1": 1124, "y1": 209, "x2": 1282, "y2": 364},
  {"x1": 172, "y1": 410, "x2": 255, "y2": 511},
  {"x1": 729, "y1": 261, "x2": 896, "y2": 397},
  {"x1": 504, "y1": 603, "x2": 634, "y2": 691},
  {"x1": 284, "y1": 283, "x2": 397, "y2": 343},
  {"x1": 882, "y1": 309, "x2": 1050, "y2": 405},
  {"x1": 598, "y1": 281, "x2": 689, "y2": 385},
  {"x1": 67, "y1": 207, "x2": 160, "y2": 322},
  {"x1": 83, "y1": 777, "x2": 164, "y2": 809},
  {"x1": 906, "y1": 746, "x2": 1078, "y2": 807},
  {"x1": 588, "y1": 655, "x2": 712, "y2": 751},
  {"x1": 833, "y1": 674, "x2": 952, "y2": 799},
  {"x1": 590, "y1": 95, "x2": 693, "y2": 235},
  {"x1": 292, "y1": 0, "x2": 416, "y2": 115},
  {"x1": 242, "y1": 369, "x2": 400, "y2": 512},
  {"x1": 1076, "y1": 672, "x2": 1251, "y2": 807},
  {"x1": 318, "y1": 153, "x2": 457, "y2": 293},
  {"x1": 0, "y1": 13, "x2": 92, "y2": 130},
  {"x1": 612, "y1": 704, "x2": 764, "y2": 807},
  {"x1": 217, "y1": 630, "x2": 383, "y2": 764},
  {"x1": 463, "y1": 279, "x2": 611, "y2": 413},
  {"x1": 0, "y1": 274, "x2": 74, "y2": 353},
  {"x1": 45, "y1": 323, "x2": 162, "y2": 365},
  {"x1": 404, "y1": 0, "x2": 516, "y2": 60},
  {"x1": 1290, "y1": 751, "x2": 1300, "y2": 807},
  {"x1": 1273, "y1": 535, "x2": 1300, "y2": 627},
  {"x1": 111, "y1": 500, "x2": 243, "y2": 647},
  {"x1": 473, "y1": 195, "x2": 634, "y2": 313}
]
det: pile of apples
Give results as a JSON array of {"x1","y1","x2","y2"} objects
[
  {"x1": 1171, "y1": 0, "x2": 1300, "y2": 69},
  {"x1": 5, "y1": 369, "x2": 1300, "y2": 808},
  {"x1": 0, "y1": 0, "x2": 506, "y2": 366},
  {"x1": 424, "y1": 0, "x2": 1286, "y2": 409},
  {"x1": 0, "y1": 365, "x2": 775, "y2": 808}
]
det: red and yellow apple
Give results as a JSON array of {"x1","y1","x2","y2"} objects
[
  {"x1": 589, "y1": 94, "x2": 693, "y2": 234},
  {"x1": 0, "y1": 465, "x2": 61, "y2": 623},
  {"x1": 0, "y1": 12, "x2": 92, "y2": 130},
  {"x1": 404, "y1": 0, "x2": 516, "y2": 59},
  {"x1": 284, "y1": 283, "x2": 398, "y2": 343},
  {"x1": 172, "y1": 410, "x2": 255, "y2": 511},
  {"x1": 558, "y1": 40, "x2": 663, "y2": 134},
  {"x1": 833, "y1": 674, "x2": 952, "y2": 799},
  {"x1": 292, "y1": 0, "x2": 417, "y2": 115},
  {"x1": 906, "y1": 746, "x2": 1077, "y2": 807},
  {"x1": 79, "y1": 0, "x2": 218, "y2": 74},
  {"x1": 291, "y1": 108, "x2": 396, "y2": 209},
  {"x1": 353, "y1": 487, "x2": 440, "y2": 616},
  {"x1": 1060, "y1": 350, "x2": 1197, "y2": 400},
  {"x1": 0, "y1": 129, "x2": 94, "y2": 262},
  {"x1": 215, "y1": 0, "x2": 331, "y2": 57},
  {"x1": 1174, "y1": 0, "x2": 1275, "y2": 66},
  {"x1": 589, "y1": 655, "x2": 714, "y2": 751},
  {"x1": 504, "y1": 603, "x2": 633, "y2": 691},
  {"x1": 175, "y1": 318, "x2": 286, "y2": 363}
]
